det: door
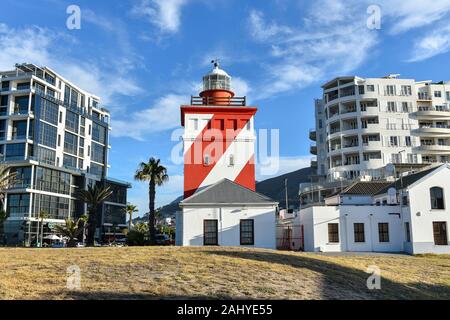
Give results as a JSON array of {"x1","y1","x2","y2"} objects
[{"x1": 433, "y1": 222, "x2": 448, "y2": 245}]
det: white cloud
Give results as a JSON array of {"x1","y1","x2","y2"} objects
[
  {"x1": 376, "y1": 0, "x2": 450, "y2": 34},
  {"x1": 131, "y1": 0, "x2": 188, "y2": 33},
  {"x1": 0, "y1": 23, "x2": 143, "y2": 105},
  {"x1": 112, "y1": 93, "x2": 186, "y2": 140},
  {"x1": 408, "y1": 23, "x2": 450, "y2": 62},
  {"x1": 248, "y1": 1, "x2": 378, "y2": 98}
]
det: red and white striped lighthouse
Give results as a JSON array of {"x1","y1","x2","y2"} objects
[{"x1": 181, "y1": 61, "x2": 257, "y2": 199}]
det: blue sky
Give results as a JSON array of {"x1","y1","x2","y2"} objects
[{"x1": 2, "y1": 0, "x2": 450, "y2": 217}]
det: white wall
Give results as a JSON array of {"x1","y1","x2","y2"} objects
[
  {"x1": 179, "y1": 205, "x2": 276, "y2": 249},
  {"x1": 299, "y1": 205, "x2": 404, "y2": 253},
  {"x1": 408, "y1": 167, "x2": 450, "y2": 254}
]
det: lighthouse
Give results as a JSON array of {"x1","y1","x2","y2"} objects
[
  {"x1": 177, "y1": 61, "x2": 278, "y2": 248},
  {"x1": 181, "y1": 61, "x2": 257, "y2": 199}
]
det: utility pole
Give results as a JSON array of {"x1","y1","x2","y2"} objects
[{"x1": 284, "y1": 178, "x2": 289, "y2": 210}]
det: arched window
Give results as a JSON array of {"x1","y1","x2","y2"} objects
[{"x1": 430, "y1": 187, "x2": 445, "y2": 209}]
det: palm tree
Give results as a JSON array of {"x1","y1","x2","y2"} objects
[
  {"x1": 78, "y1": 214, "x2": 88, "y2": 244},
  {"x1": 75, "y1": 184, "x2": 112, "y2": 246},
  {"x1": 125, "y1": 204, "x2": 138, "y2": 230},
  {"x1": 0, "y1": 210, "x2": 7, "y2": 245},
  {"x1": 0, "y1": 164, "x2": 16, "y2": 207},
  {"x1": 54, "y1": 219, "x2": 82, "y2": 247},
  {"x1": 38, "y1": 210, "x2": 49, "y2": 247},
  {"x1": 134, "y1": 157, "x2": 168, "y2": 245}
]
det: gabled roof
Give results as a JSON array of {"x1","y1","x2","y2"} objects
[
  {"x1": 341, "y1": 181, "x2": 393, "y2": 196},
  {"x1": 375, "y1": 165, "x2": 444, "y2": 195},
  {"x1": 180, "y1": 179, "x2": 278, "y2": 206}
]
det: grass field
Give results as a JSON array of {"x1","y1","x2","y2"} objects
[{"x1": 0, "y1": 247, "x2": 449, "y2": 300}]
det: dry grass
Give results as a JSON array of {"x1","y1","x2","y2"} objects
[{"x1": 0, "y1": 247, "x2": 449, "y2": 300}]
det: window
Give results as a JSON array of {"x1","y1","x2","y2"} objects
[
  {"x1": 12, "y1": 120, "x2": 27, "y2": 139},
  {"x1": 328, "y1": 223, "x2": 339, "y2": 243},
  {"x1": 59, "y1": 111, "x2": 63, "y2": 123},
  {"x1": 5, "y1": 143, "x2": 25, "y2": 160},
  {"x1": 91, "y1": 142, "x2": 105, "y2": 163},
  {"x1": 92, "y1": 123, "x2": 106, "y2": 144},
  {"x1": 39, "y1": 97, "x2": 59, "y2": 125},
  {"x1": 229, "y1": 154, "x2": 234, "y2": 166},
  {"x1": 405, "y1": 136, "x2": 411, "y2": 147},
  {"x1": 64, "y1": 132, "x2": 78, "y2": 155},
  {"x1": 57, "y1": 134, "x2": 61, "y2": 147},
  {"x1": 367, "y1": 85, "x2": 375, "y2": 92},
  {"x1": 34, "y1": 166, "x2": 70, "y2": 195},
  {"x1": 0, "y1": 120, "x2": 6, "y2": 140},
  {"x1": 354, "y1": 223, "x2": 365, "y2": 242},
  {"x1": 204, "y1": 154, "x2": 210, "y2": 166},
  {"x1": 430, "y1": 187, "x2": 445, "y2": 209},
  {"x1": 434, "y1": 91, "x2": 442, "y2": 98},
  {"x1": 240, "y1": 219, "x2": 254, "y2": 245},
  {"x1": 433, "y1": 222, "x2": 448, "y2": 245},
  {"x1": 358, "y1": 85, "x2": 365, "y2": 95},
  {"x1": 390, "y1": 136, "x2": 398, "y2": 147},
  {"x1": 203, "y1": 220, "x2": 218, "y2": 245},
  {"x1": 401, "y1": 85, "x2": 412, "y2": 95},
  {"x1": 387, "y1": 101, "x2": 396, "y2": 112},
  {"x1": 378, "y1": 223, "x2": 389, "y2": 242},
  {"x1": 89, "y1": 162, "x2": 104, "y2": 177},
  {"x1": 386, "y1": 85, "x2": 396, "y2": 96},
  {"x1": 6, "y1": 194, "x2": 30, "y2": 218},
  {"x1": 402, "y1": 102, "x2": 410, "y2": 112},
  {"x1": 65, "y1": 110, "x2": 79, "y2": 133},
  {"x1": 405, "y1": 222, "x2": 411, "y2": 242},
  {"x1": 63, "y1": 154, "x2": 77, "y2": 169},
  {"x1": 191, "y1": 119, "x2": 198, "y2": 130},
  {"x1": 318, "y1": 119, "x2": 323, "y2": 129},
  {"x1": 36, "y1": 146, "x2": 55, "y2": 165},
  {"x1": 39, "y1": 122, "x2": 57, "y2": 148}
]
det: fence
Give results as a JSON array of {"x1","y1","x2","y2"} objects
[{"x1": 276, "y1": 224, "x2": 304, "y2": 251}]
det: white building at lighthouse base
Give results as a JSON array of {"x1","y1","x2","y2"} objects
[{"x1": 176, "y1": 179, "x2": 278, "y2": 248}]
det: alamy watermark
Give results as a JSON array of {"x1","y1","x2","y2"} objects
[
  {"x1": 67, "y1": 265, "x2": 81, "y2": 290},
  {"x1": 367, "y1": 5, "x2": 381, "y2": 30},
  {"x1": 366, "y1": 265, "x2": 381, "y2": 290},
  {"x1": 66, "y1": 5, "x2": 81, "y2": 30}
]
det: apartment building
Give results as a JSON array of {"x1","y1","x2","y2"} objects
[
  {"x1": 0, "y1": 63, "x2": 130, "y2": 246},
  {"x1": 310, "y1": 75, "x2": 450, "y2": 183}
]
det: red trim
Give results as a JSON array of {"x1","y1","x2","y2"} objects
[{"x1": 180, "y1": 105, "x2": 257, "y2": 126}]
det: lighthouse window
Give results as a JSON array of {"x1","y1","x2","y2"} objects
[
  {"x1": 246, "y1": 120, "x2": 251, "y2": 131},
  {"x1": 229, "y1": 155, "x2": 234, "y2": 166},
  {"x1": 191, "y1": 119, "x2": 199, "y2": 130},
  {"x1": 204, "y1": 154, "x2": 210, "y2": 166}
]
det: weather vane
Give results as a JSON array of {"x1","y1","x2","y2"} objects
[{"x1": 211, "y1": 59, "x2": 220, "y2": 68}]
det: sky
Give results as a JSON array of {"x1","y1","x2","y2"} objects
[{"x1": 2, "y1": 0, "x2": 450, "y2": 217}]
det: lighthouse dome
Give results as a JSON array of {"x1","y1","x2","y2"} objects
[{"x1": 202, "y1": 60, "x2": 231, "y2": 91}]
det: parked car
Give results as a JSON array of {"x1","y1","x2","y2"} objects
[
  {"x1": 75, "y1": 242, "x2": 85, "y2": 248},
  {"x1": 155, "y1": 234, "x2": 172, "y2": 245}
]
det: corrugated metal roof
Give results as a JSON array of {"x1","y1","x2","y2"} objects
[{"x1": 341, "y1": 181, "x2": 393, "y2": 196}]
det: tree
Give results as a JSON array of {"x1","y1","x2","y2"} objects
[
  {"x1": 78, "y1": 214, "x2": 88, "y2": 244},
  {"x1": 54, "y1": 219, "x2": 82, "y2": 247},
  {"x1": 134, "y1": 158, "x2": 168, "y2": 245},
  {"x1": 0, "y1": 164, "x2": 16, "y2": 208},
  {"x1": 126, "y1": 222, "x2": 148, "y2": 246},
  {"x1": 75, "y1": 184, "x2": 112, "y2": 246},
  {"x1": 0, "y1": 165, "x2": 16, "y2": 244},
  {"x1": 125, "y1": 204, "x2": 138, "y2": 230},
  {"x1": 38, "y1": 210, "x2": 49, "y2": 247},
  {"x1": 0, "y1": 210, "x2": 7, "y2": 245}
]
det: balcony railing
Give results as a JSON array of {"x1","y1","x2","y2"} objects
[{"x1": 191, "y1": 96, "x2": 246, "y2": 106}]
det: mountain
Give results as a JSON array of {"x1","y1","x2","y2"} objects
[
  {"x1": 133, "y1": 166, "x2": 313, "y2": 223},
  {"x1": 255, "y1": 167, "x2": 313, "y2": 209}
]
